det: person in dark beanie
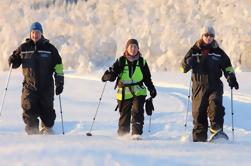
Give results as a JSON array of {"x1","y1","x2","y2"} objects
[
  {"x1": 180, "y1": 25, "x2": 239, "y2": 142},
  {"x1": 8, "y1": 22, "x2": 64, "y2": 135},
  {"x1": 102, "y1": 39, "x2": 157, "y2": 140}
]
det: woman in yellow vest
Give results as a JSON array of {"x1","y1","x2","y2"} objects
[{"x1": 102, "y1": 39, "x2": 157, "y2": 139}]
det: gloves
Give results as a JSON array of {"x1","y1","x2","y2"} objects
[
  {"x1": 8, "y1": 56, "x2": 15, "y2": 67},
  {"x1": 149, "y1": 88, "x2": 157, "y2": 98},
  {"x1": 56, "y1": 84, "x2": 63, "y2": 95},
  {"x1": 101, "y1": 68, "x2": 116, "y2": 82},
  {"x1": 8, "y1": 52, "x2": 22, "y2": 68},
  {"x1": 55, "y1": 75, "x2": 64, "y2": 95},
  {"x1": 101, "y1": 70, "x2": 111, "y2": 82},
  {"x1": 227, "y1": 74, "x2": 239, "y2": 90},
  {"x1": 145, "y1": 97, "x2": 154, "y2": 116}
]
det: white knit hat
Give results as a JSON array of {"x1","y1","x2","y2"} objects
[{"x1": 200, "y1": 26, "x2": 215, "y2": 37}]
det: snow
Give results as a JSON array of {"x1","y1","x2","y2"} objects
[
  {"x1": 0, "y1": 0, "x2": 251, "y2": 165},
  {"x1": 0, "y1": 70, "x2": 251, "y2": 165},
  {"x1": 0, "y1": 0, "x2": 251, "y2": 72}
]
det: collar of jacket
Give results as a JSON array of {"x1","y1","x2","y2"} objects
[
  {"x1": 25, "y1": 35, "x2": 49, "y2": 45},
  {"x1": 124, "y1": 51, "x2": 141, "y2": 62}
]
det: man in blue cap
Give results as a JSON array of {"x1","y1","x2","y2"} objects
[
  {"x1": 8, "y1": 22, "x2": 64, "y2": 135},
  {"x1": 30, "y1": 22, "x2": 43, "y2": 42}
]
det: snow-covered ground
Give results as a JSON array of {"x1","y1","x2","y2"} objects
[
  {"x1": 1, "y1": 0, "x2": 251, "y2": 165},
  {"x1": 0, "y1": 70, "x2": 250, "y2": 166}
]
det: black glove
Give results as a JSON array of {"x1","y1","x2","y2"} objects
[
  {"x1": 55, "y1": 75, "x2": 64, "y2": 95},
  {"x1": 8, "y1": 52, "x2": 22, "y2": 68},
  {"x1": 8, "y1": 56, "x2": 15, "y2": 67},
  {"x1": 227, "y1": 74, "x2": 239, "y2": 90},
  {"x1": 101, "y1": 68, "x2": 116, "y2": 82},
  {"x1": 149, "y1": 88, "x2": 157, "y2": 98},
  {"x1": 145, "y1": 97, "x2": 154, "y2": 116},
  {"x1": 56, "y1": 84, "x2": 63, "y2": 95},
  {"x1": 101, "y1": 70, "x2": 110, "y2": 82}
]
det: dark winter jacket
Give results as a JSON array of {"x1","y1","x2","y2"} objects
[
  {"x1": 181, "y1": 39, "x2": 236, "y2": 86},
  {"x1": 9, "y1": 37, "x2": 64, "y2": 92}
]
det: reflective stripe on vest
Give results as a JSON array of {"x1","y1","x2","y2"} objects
[{"x1": 116, "y1": 59, "x2": 147, "y2": 100}]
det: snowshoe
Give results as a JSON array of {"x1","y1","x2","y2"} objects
[{"x1": 208, "y1": 129, "x2": 229, "y2": 143}]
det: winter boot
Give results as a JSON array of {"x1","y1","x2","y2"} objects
[
  {"x1": 117, "y1": 126, "x2": 130, "y2": 136},
  {"x1": 192, "y1": 128, "x2": 207, "y2": 142},
  {"x1": 25, "y1": 125, "x2": 40, "y2": 135},
  {"x1": 132, "y1": 122, "x2": 143, "y2": 136},
  {"x1": 40, "y1": 126, "x2": 54, "y2": 135},
  {"x1": 40, "y1": 122, "x2": 54, "y2": 135},
  {"x1": 131, "y1": 134, "x2": 142, "y2": 140},
  {"x1": 117, "y1": 130, "x2": 129, "y2": 137}
]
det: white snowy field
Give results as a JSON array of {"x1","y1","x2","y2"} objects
[
  {"x1": 1, "y1": 0, "x2": 251, "y2": 165},
  {"x1": 0, "y1": 70, "x2": 250, "y2": 166}
]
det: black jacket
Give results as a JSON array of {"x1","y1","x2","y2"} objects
[
  {"x1": 181, "y1": 40, "x2": 235, "y2": 86},
  {"x1": 9, "y1": 37, "x2": 63, "y2": 92}
]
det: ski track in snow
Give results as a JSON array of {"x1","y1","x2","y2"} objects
[
  {"x1": 1, "y1": 71, "x2": 251, "y2": 138},
  {"x1": 62, "y1": 73, "x2": 251, "y2": 137},
  {"x1": 0, "y1": 71, "x2": 251, "y2": 165}
]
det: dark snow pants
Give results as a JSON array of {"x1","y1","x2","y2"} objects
[
  {"x1": 117, "y1": 96, "x2": 145, "y2": 136},
  {"x1": 192, "y1": 82, "x2": 225, "y2": 142},
  {"x1": 21, "y1": 88, "x2": 56, "y2": 133}
]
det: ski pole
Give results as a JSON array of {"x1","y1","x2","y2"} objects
[
  {"x1": 59, "y1": 94, "x2": 65, "y2": 135},
  {"x1": 231, "y1": 88, "x2": 235, "y2": 142},
  {"x1": 148, "y1": 115, "x2": 152, "y2": 133},
  {"x1": 86, "y1": 82, "x2": 107, "y2": 136},
  {"x1": 184, "y1": 72, "x2": 192, "y2": 132},
  {"x1": 0, "y1": 64, "x2": 13, "y2": 117}
]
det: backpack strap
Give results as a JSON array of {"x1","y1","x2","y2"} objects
[
  {"x1": 114, "y1": 56, "x2": 126, "y2": 89},
  {"x1": 138, "y1": 56, "x2": 145, "y2": 72}
]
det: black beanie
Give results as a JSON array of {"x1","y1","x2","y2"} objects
[{"x1": 126, "y1": 39, "x2": 139, "y2": 49}]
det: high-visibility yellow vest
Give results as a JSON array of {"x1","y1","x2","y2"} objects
[{"x1": 116, "y1": 59, "x2": 147, "y2": 100}]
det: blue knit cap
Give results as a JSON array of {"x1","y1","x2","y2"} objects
[{"x1": 30, "y1": 22, "x2": 43, "y2": 33}]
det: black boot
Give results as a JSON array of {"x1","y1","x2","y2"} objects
[{"x1": 192, "y1": 128, "x2": 207, "y2": 142}]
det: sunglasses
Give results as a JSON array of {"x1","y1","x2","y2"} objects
[{"x1": 204, "y1": 33, "x2": 215, "y2": 37}]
